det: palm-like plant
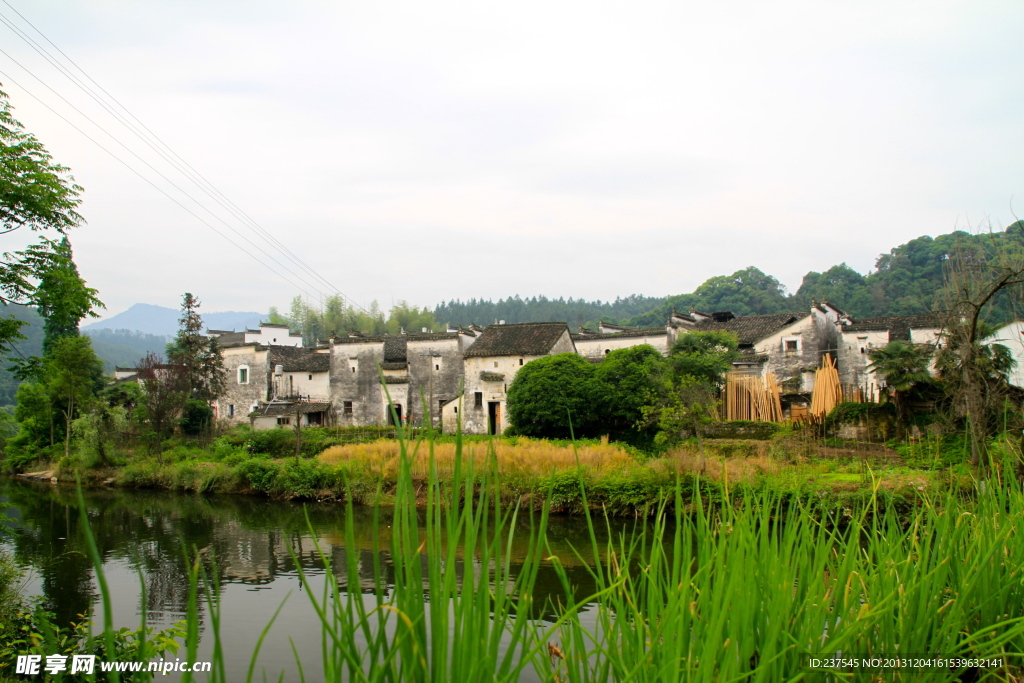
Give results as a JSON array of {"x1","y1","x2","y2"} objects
[{"x1": 867, "y1": 340, "x2": 934, "y2": 434}]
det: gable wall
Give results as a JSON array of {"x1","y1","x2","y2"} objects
[{"x1": 217, "y1": 346, "x2": 270, "y2": 422}]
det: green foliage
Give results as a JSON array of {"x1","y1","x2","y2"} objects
[
  {"x1": 434, "y1": 293, "x2": 666, "y2": 330},
  {"x1": 669, "y1": 330, "x2": 740, "y2": 386},
  {"x1": 36, "y1": 237, "x2": 101, "y2": 357},
  {"x1": 236, "y1": 457, "x2": 279, "y2": 493},
  {"x1": 506, "y1": 353, "x2": 597, "y2": 439},
  {"x1": 165, "y1": 293, "x2": 225, "y2": 402},
  {"x1": 279, "y1": 294, "x2": 443, "y2": 344},
  {"x1": 0, "y1": 88, "x2": 89, "y2": 357},
  {"x1": 180, "y1": 398, "x2": 213, "y2": 436},
  {"x1": 591, "y1": 345, "x2": 667, "y2": 441}
]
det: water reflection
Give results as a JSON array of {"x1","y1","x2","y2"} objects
[{"x1": 1, "y1": 478, "x2": 644, "y2": 678}]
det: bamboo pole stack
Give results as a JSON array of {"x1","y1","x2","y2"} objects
[
  {"x1": 724, "y1": 372, "x2": 783, "y2": 422},
  {"x1": 809, "y1": 353, "x2": 843, "y2": 418}
]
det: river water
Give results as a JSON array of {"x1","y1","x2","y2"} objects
[{"x1": 1, "y1": 478, "x2": 630, "y2": 681}]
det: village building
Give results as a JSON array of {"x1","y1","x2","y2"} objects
[
  {"x1": 836, "y1": 314, "x2": 944, "y2": 401},
  {"x1": 207, "y1": 323, "x2": 303, "y2": 347},
  {"x1": 677, "y1": 303, "x2": 847, "y2": 394},
  {"x1": 329, "y1": 331, "x2": 475, "y2": 428},
  {"x1": 572, "y1": 323, "x2": 672, "y2": 360},
  {"x1": 210, "y1": 324, "x2": 332, "y2": 428},
  {"x1": 442, "y1": 322, "x2": 576, "y2": 435}
]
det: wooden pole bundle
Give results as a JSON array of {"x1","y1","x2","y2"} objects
[
  {"x1": 809, "y1": 353, "x2": 843, "y2": 418},
  {"x1": 724, "y1": 372, "x2": 783, "y2": 422}
]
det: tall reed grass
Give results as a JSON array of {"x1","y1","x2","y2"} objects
[{"x1": 65, "y1": 426, "x2": 1024, "y2": 681}]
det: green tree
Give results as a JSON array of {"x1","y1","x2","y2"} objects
[
  {"x1": 669, "y1": 330, "x2": 741, "y2": 386},
  {"x1": 165, "y1": 293, "x2": 225, "y2": 404},
  {"x1": 35, "y1": 237, "x2": 101, "y2": 357},
  {"x1": 0, "y1": 88, "x2": 87, "y2": 349},
  {"x1": 44, "y1": 335, "x2": 102, "y2": 460},
  {"x1": 591, "y1": 344, "x2": 667, "y2": 443},
  {"x1": 134, "y1": 352, "x2": 187, "y2": 460},
  {"x1": 867, "y1": 340, "x2": 934, "y2": 434},
  {"x1": 936, "y1": 233, "x2": 1024, "y2": 470},
  {"x1": 647, "y1": 331, "x2": 741, "y2": 466},
  {"x1": 506, "y1": 353, "x2": 597, "y2": 439}
]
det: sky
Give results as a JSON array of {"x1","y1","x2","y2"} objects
[{"x1": 1, "y1": 0, "x2": 1022, "y2": 320}]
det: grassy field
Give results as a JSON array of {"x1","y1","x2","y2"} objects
[{"x1": 35, "y1": 428, "x2": 965, "y2": 516}]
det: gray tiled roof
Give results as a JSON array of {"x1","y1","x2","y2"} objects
[
  {"x1": 843, "y1": 314, "x2": 944, "y2": 341},
  {"x1": 464, "y1": 322, "x2": 569, "y2": 357},
  {"x1": 268, "y1": 347, "x2": 330, "y2": 373},
  {"x1": 572, "y1": 327, "x2": 667, "y2": 341},
  {"x1": 690, "y1": 312, "x2": 811, "y2": 345},
  {"x1": 214, "y1": 331, "x2": 246, "y2": 345},
  {"x1": 383, "y1": 337, "x2": 407, "y2": 362}
]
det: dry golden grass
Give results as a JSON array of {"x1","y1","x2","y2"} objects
[{"x1": 317, "y1": 438, "x2": 639, "y2": 479}]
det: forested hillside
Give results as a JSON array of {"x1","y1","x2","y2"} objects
[
  {"x1": 432, "y1": 225, "x2": 1024, "y2": 329},
  {"x1": 434, "y1": 295, "x2": 666, "y2": 331}
]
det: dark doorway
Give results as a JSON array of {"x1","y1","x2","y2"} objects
[
  {"x1": 389, "y1": 403, "x2": 403, "y2": 426},
  {"x1": 487, "y1": 401, "x2": 501, "y2": 435}
]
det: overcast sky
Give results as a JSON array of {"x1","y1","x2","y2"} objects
[{"x1": 2, "y1": 0, "x2": 1022, "y2": 319}]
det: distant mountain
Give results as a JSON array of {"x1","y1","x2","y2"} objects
[{"x1": 83, "y1": 303, "x2": 264, "y2": 337}]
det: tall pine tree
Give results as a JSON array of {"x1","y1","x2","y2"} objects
[
  {"x1": 35, "y1": 237, "x2": 101, "y2": 357},
  {"x1": 166, "y1": 293, "x2": 225, "y2": 403}
]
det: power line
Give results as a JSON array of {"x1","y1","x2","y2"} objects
[
  {"x1": 0, "y1": 49, "x2": 339, "y2": 303},
  {"x1": 0, "y1": 70, "x2": 327, "y2": 303},
  {"x1": 0, "y1": 2, "x2": 373, "y2": 314}
]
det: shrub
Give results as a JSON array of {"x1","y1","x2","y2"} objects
[
  {"x1": 236, "y1": 458, "x2": 280, "y2": 493},
  {"x1": 180, "y1": 399, "x2": 213, "y2": 436}
]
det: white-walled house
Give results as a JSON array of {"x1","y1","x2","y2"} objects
[
  {"x1": 676, "y1": 303, "x2": 846, "y2": 393},
  {"x1": 837, "y1": 314, "x2": 944, "y2": 401},
  {"x1": 207, "y1": 323, "x2": 303, "y2": 348},
  {"x1": 572, "y1": 326, "x2": 672, "y2": 360},
  {"x1": 442, "y1": 322, "x2": 576, "y2": 435}
]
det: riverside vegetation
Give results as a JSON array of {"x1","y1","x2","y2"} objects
[{"x1": 3, "y1": 426, "x2": 1024, "y2": 681}]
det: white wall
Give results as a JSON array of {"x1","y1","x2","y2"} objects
[{"x1": 988, "y1": 321, "x2": 1024, "y2": 389}]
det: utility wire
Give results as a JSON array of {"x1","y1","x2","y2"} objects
[
  {"x1": 0, "y1": 9, "x2": 342, "y2": 302},
  {"x1": 0, "y1": 48, "x2": 337, "y2": 302},
  {"x1": 0, "y1": 2, "x2": 373, "y2": 314},
  {"x1": 0, "y1": 70, "x2": 326, "y2": 304}
]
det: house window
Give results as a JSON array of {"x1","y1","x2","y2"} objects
[
  {"x1": 278, "y1": 417, "x2": 290, "y2": 426},
  {"x1": 433, "y1": 356, "x2": 442, "y2": 371},
  {"x1": 519, "y1": 358, "x2": 523, "y2": 366},
  {"x1": 474, "y1": 391, "x2": 483, "y2": 408},
  {"x1": 604, "y1": 349, "x2": 610, "y2": 355},
  {"x1": 454, "y1": 406, "x2": 458, "y2": 414},
  {"x1": 228, "y1": 404, "x2": 235, "y2": 417},
  {"x1": 784, "y1": 340, "x2": 798, "y2": 353},
  {"x1": 238, "y1": 366, "x2": 249, "y2": 384},
  {"x1": 308, "y1": 374, "x2": 312, "y2": 380},
  {"x1": 343, "y1": 401, "x2": 353, "y2": 416},
  {"x1": 352, "y1": 367, "x2": 356, "y2": 373},
  {"x1": 439, "y1": 399, "x2": 446, "y2": 413}
]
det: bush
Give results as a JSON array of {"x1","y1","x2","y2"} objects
[
  {"x1": 236, "y1": 458, "x2": 280, "y2": 493},
  {"x1": 180, "y1": 399, "x2": 213, "y2": 436}
]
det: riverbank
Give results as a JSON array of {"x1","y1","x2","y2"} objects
[{"x1": 22, "y1": 431, "x2": 966, "y2": 516}]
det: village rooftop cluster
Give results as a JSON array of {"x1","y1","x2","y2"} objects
[{"x1": 110, "y1": 303, "x2": 1024, "y2": 436}]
